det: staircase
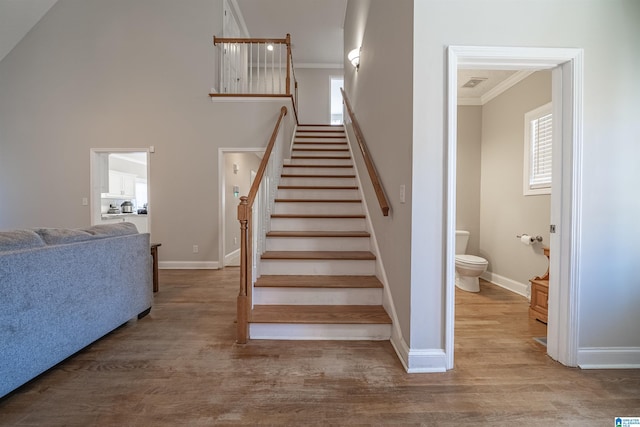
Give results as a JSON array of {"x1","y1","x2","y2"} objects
[{"x1": 249, "y1": 124, "x2": 392, "y2": 340}]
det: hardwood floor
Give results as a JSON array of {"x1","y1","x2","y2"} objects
[{"x1": 1, "y1": 271, "x2": 638, "y2": 426}]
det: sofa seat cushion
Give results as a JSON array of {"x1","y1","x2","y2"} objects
[{"x1": 0, "y1": 230, "x2": 46, "y2": 252}]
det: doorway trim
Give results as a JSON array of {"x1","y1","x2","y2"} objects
[
  {"x1": 445, "y1": 46, "x2": 584, "y2": 369},
  {"x1": 218, "y1": 147, "x2": 266, "y2": 268}
]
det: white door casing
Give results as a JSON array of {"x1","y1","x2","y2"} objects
[{"x1": 446, "y1": 46, "x2": 584, "y2": 369}]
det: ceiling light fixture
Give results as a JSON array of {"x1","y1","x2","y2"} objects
[{"x1": 348, "y1": 47, "x2": 360, "y2": 70}]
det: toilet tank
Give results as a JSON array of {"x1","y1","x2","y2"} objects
[{"x1": 455, "y1": 230, "x2": 470, "y2": 255}]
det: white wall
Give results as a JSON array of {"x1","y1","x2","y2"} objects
[
  {"x1": 295, "y1": 67, "x2": 344, "y2": 124},
  {"x1": 413, "y1": 0, "x2": 640, "y2": 366},
  {"x1": 479, "y1": 71, "x2": 551, "y2": 287},
  {"x1": 0, "y1": 0, "x2": 296, "y2": 266}
]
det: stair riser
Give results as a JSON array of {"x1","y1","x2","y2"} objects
[
  {"x1": 297, "y1": 126, "x2": 343, "y2": 132},
  {"x1": 291, "y1": 151, "x2": 350, "y2": 158},
  {"x1": 277, "y1": 189, "x2": 360, "y2": 199},
  {"x1": 273, "y1": 203, "x2": 363, "y2": 215},
  {"x1": 290, "y1": 158, "x2": 352, "y2": 166},
  {"x1": 260, "y1": 259, "x2": 375, "y2": 275},
  {"x1": 282, "y1": 167, "x2": 354, "y2": 176},
  {"x1": 270, "y1": 217, "x2": 367, "y2": 231},
  {"x1": 295, "y1": 134, "x2": 345, "y2": 138},
  {"x1": 265, "y1": 236, "x2": 371, "y2": 251},
  {"x1": 293, "y1": 143, "x2": 347, "y2": 150},
  {"x1": 249, "y1": 323, "x2": 391, "y2": 340},
  {"x1": 279, "y1": 177, "x2": 357, "y2": 186},
  {"x1": 253, "y1": 287, "x2": 382, "y2": 305}
]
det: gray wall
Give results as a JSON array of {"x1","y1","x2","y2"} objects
[
  {"x1": 0, "y1": 0, "x2": 296, "y2": 265},
  {"x1": 479, "y1": 71, "x2": 551, "y2": 285},
  {"x1": 456, "y1": 106, "x2": 482, "y2": 257},
  {"x1": 345, "y1": 0, "x2": 414, "y2": 345},
  {"x1": 295, "y1": 67, "x2": 344, "y2": 124}
]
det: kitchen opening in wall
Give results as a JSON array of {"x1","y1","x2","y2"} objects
[
  {"x1": 90, "y1": 149, "x2": 151, "y2": 235},
  {"x1": 330, "y1": 76, "x2": 344, "y2": 124}
]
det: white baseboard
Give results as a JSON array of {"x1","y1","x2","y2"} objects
[
  {"x1": 225, "y1": 249, "x2": 240, "y2": 266},
  {"x1": 481, "y1": 271, "x2": 529, "y2": 298},
  {"x1": 578, "y1": 347, "x2": 640, "y2": 369},
  {"x1": 159, "y1": 261, "x2": 219, "y2": 270},
  {"x1": 390, "y1": 333, "x2": 447, "y2": 373}
]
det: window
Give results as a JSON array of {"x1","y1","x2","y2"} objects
[
  {"x1": 330, "y1": 77, "x2": 344, "y2": 124},
  {"x1": 524, "y1": 102, "x2": 552, "y2": 195}
]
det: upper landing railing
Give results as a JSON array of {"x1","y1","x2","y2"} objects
[{"x1": 212, "y1": 34, "x2": 298, "y2": 105}]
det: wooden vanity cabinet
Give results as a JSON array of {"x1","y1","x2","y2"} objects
[{"x1": 529, "y1": 247, "x2": 550, "y2": 324}]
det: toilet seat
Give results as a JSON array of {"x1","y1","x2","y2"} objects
[{"x1": 455, "y1": 254, "x2": 487, "y2": 265}]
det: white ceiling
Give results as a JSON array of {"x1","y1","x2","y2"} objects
[
  {"x1": 0, "y1": 0, "x2": 58, "y2": 64},
  {"x1": 235, "y1": 0, "x2": 347, "y2": 68}
]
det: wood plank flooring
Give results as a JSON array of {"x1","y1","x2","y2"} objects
[{"x1": 1, "y1": 271, "x2": 639, "y2": 426}]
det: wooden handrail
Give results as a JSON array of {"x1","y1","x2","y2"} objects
[
  {"x1": 213, "y1": 37, "x2": 288, "y2": 45},
  {"x1": 341, "y1": 88, "x2": 390, "y2": 216},
  {"x1": 236, "y1": 106, "x2": 288, "y2": 343}
]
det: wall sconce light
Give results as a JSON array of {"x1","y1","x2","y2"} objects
[
  {"x1": 233, "y1": 185, "x2": 240, "y2": 198},
  {"x1": 348, "y1": 47, "x2": 360, "y2": 70},
  {"x1": 233, "y1": 163, "x2": 239, "y2": 174}
]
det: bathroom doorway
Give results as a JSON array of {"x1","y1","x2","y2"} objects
[
  {"x1": 218, "y1": 148, "x2": 264, "y2": 268},
  {"x1": 446, "y1": 46, "x2": 584, "y2": 369}
]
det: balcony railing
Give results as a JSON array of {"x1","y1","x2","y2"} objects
[{"x1": 212, "y1": 34, "x2": 298, "y2": 104}]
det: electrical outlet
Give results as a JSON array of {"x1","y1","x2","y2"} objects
[
  {"x1": 234, "y1": 237, "x2": 238, "y2": 245},
  {"x1": 82, "y1": 197, "x2": 88, "y2": 206},
  {"x1": 193, "y1": 245, "x2": 199, "y2": 253},
  {"x1": 399, "y1": 185, "x2": 406, "y2": 204}
]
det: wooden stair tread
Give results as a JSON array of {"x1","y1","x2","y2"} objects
[
  {"x1": 294, "y1": 141, "x2": 347, "y2": 145},
  {"x1": 251, "y1": 305, "x2": 391, "y2": 324},
  {"x1": 266, "y1": 231, "x2": 370, "y2": 238},
  {"x1": 271, "y1": 213, "x2": 365, "y2": 219},
  {"x1": 283, "y1": 164, "x2": 353, "y2": 168},
  {"x1": 281, "y1": 174, "x2": 356, "y2": 178},
  {"x1": 292, "y1": 148, "x2": 349, "y2": 152},
  {"x1": 255, "y1": 275, "x2": 381, "y2": 288},
  {"x1": 262, "y1": 251, "x2": 375, "y2": 260},
  {"x1": 278, "y1": 186, "x2": 359, "y2": 190},
  {"x1": 291, "y1": 155, "x2": 351, "y2": 160},
  {"x1": 274, "y1": 199, "x2": 361, "y2": 203}
]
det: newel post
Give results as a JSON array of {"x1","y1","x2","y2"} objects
[{"x1": 237, "y1": 196, "x2": 249, "y2": 344}]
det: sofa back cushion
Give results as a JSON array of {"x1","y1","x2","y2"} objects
[
  {"x1": 83, "y1": 222, "x2": 138, "y2": 237},
  {"x1": 34, "y1": 228, "x2": 95, "y2": 245},
  {"x1": 0, "y1": 230, "x2": 46, "y2": 252}
]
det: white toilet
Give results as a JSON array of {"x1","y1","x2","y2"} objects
[{"x1": 455, "y1": 230, "x2": 488, "y2": 292}]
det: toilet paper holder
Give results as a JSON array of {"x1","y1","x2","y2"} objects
[{"x1": 516, "y1": 234, "x2": 543, "y2": 243}]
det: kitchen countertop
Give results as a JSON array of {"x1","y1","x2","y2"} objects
[{"x1": 101, "y1": 213, "x2": 147, "y2": 219}]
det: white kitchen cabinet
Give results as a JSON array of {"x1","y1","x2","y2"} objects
[{"x1": 108, "y1": 171, "x2": 136, "y2": 198}]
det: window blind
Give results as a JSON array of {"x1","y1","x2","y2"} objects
[{"x1": 530, "y1": 113, "x2": 552, "y2": 188}]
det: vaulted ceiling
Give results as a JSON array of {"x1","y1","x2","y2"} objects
[{"x1": 0, "y1": 0, "x2": 58, "y2": 64}]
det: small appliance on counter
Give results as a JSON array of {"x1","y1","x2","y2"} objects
[
  {"x1": 120, "y1": 201, "x2": 134, "y2": 213},
  {"x1": 107, "y1": 204, "x2": 120, "y2": 214},
  {"x1": 137, "y1": 203, "x2": 148, "y2": 215}
]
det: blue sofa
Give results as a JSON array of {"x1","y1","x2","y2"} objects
[{"x1": 0, "y1": 222, "x2": 153, "y2": 398}]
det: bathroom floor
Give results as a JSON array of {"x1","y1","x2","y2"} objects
[{"x1": 455, "y1": 278, "x2": 548, "y2": 364}]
